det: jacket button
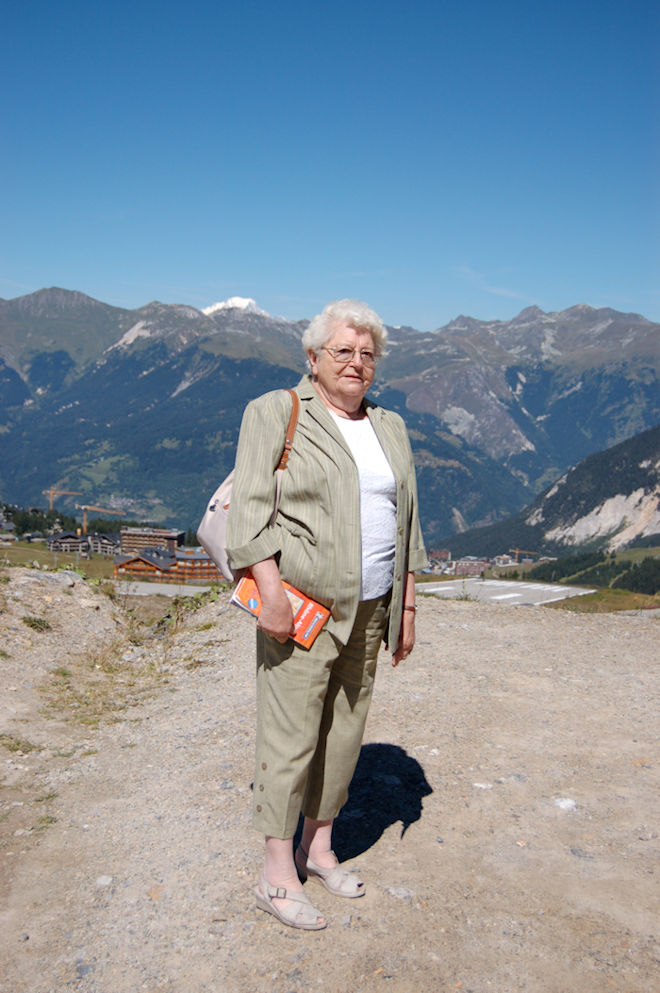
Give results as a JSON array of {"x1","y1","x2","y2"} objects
[
  {"x1": 259, "y1": 784, "x2": 264, "y2": 791},
  {"x1": 261, "y1": 762, "x2": 267, "y2": 770},
  {"x1": 256, "y1": 804, "x2": 262, "y2": 813}
]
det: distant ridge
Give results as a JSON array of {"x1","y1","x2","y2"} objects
[{"x1": 0, "y1": 287, "x2": 658, "y2": 544}]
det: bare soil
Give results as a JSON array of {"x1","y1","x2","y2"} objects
[{"x1": 1, "y1": 568, "x2": 658, "y2": 993}]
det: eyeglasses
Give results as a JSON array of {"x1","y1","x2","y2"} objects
[{"x1": 321, "y1": 346, "x2": 377, "y2": 367}]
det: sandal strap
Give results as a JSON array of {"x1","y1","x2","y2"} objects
[
  {"x1": 264, "y1": 882, "x2": 312, "y2": 906},
  {"x1": 296, "y1": 845, "x2": 364, "y2": 895},
  {"x1": 265, "y1": 884, "x2": 289, "y2": 900}
]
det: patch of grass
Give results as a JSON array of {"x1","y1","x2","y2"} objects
[
  {"x1": 155, "y1": 588, "x2": 223, "y2": 634},
  {"x1": 0, "y1": 734, "x2": 42, "y2": 754},
  {"x1": 196, "y1": 621, "x2": 215, "y2": 631},
  {"x1": 41, "y1": 639, "x2": 168, "y2": 728},
  {"x1": 0, "y1": 649, "x2": 9, "y2": 659},
  {"x1": 453, "y1": 582, "x2": 477, "y2": 602},
  {"x1": 36, "y1": 814, "x2": 57, "y2": 829},
  {"x1": 1, "y1": 541, "x2": 114, "y2": 579},
  {"x1": 546, "y1": 588, "x2": 660, "y2": 613},
  {"x1": 34, "y1": 792, "x2": 58, "y2": 803},
  {"x1": 22, "y1": 615, "x2": 52, "y2": 632},
  {"x1": 185, "y1": 658, "x2": 209, "y2": 670}
]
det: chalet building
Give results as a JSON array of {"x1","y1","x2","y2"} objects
[
  {"x1": 87, "y1": 532, "x2": 120, "y2": 557},
  {"x1": 47, "y1": 532, "x2": 89, "y2": 554},
  {"x1": 119, "y1": 527, "x2": 185, "y2": 555},
  {"x1": 46, "y1": 532, "x2": 120, "y2": 556},
  {"x1": 114, "y1": 546, "x2": 222, "y2": 584}
]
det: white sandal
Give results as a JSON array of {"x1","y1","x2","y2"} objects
[
  {"x1": 254, "y1": 873, "x2": 327, "y2": 930},
  {"x1": 295, "y1": 845, "x2": 365, "y2": 898}
]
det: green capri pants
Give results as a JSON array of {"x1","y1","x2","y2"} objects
[{"x1": 252, "y1": 592, "x2": 391, "y2": 838}]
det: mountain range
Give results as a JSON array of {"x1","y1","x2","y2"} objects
[{"x1": 0, "y1": 288, "x2": 658, "y2": 549}]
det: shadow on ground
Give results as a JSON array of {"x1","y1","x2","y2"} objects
[{"x1": 295, "y1": 743, "x2": 433, "y2": 862}]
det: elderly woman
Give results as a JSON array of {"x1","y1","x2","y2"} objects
[{"x1": 226, "y1": 299, "x2": 427, "y2": 930}]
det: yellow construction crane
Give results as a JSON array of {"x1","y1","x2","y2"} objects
[
  {"x1": 42, "y1": 487, "x2": 82, "y2": 511},
  {"x1": 76, "y1": 504, "x2": 123, "y2": 535},
  {"x1": 509, "y1": 548, "x2": 538, "y2": 563}
]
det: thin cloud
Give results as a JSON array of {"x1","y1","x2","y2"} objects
[{"x1": 452, "y1": 265, "x2": 535, "y2": 305}]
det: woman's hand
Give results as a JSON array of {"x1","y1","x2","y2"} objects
[
  {"x1": 392, "y1": 609, "x2": 415, "y2": 666},
  {"x1": 257, "y1": 591, "x2": 295, "y2": 642},
  {"x1": 250, "y1": 557, "x2": 296, "y2": 643},
  {"x1": 392, "y1": 571, "x2": 416, "y2": 667}
]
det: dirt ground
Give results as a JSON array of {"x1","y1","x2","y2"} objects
[{"x1": 1, "y1": 568, "x2": 658, "y2": 993}]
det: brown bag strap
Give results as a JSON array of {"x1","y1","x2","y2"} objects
[
  {"x1": 269, "y1": 389, "x2": 300, "y2": 527},
  {"x1": 276, "y1": 388, "x2": 300, "y2": 471}
]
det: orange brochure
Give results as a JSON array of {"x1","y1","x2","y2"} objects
[{"x1": 231, "y1": 573, "x2": 331, "y2": 649}]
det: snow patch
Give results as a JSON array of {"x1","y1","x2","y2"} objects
[
  {"x1": 451, "y1": 507, "x2": 468, "y2": 532},
  {"x1": 442, "y1": 406, "x2": 476, "y2": 435},
  {"x1": 526, "y1": 506, "x2": 545, "y2": 526},
  {"x1": 171, "y1": 367, "x2": 210, "y2": 398},
  {"x1": 202, "y1": 297, "x2": 269, "y2": 317},
  {"x1": 556, "y1": 381, "x2": 584, "y2": 401},
  {"x1": 107, "y1": 321, "x2": 153, "y2": 351},
  {"x1": 541, "y1": 326, "x2": 561, "y2": 360}
]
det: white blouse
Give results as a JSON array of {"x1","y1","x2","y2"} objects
[{"x1": 330, "y1": 412, "x2": 397, "y2": 600}]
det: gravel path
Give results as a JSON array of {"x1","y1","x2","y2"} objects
[{"x1": 1, "y1": 569, "x2": 659, "y2": 993}]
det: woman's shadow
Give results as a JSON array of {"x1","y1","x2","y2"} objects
[{"x1": 296, "y1": 742, "x2": 433, "y2": 861}]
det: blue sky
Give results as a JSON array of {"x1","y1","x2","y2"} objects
[{"x1": 2, "y1": 0, "x2": 658, "y2": 330}]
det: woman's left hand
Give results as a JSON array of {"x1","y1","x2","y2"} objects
[
  {"x1": 393, "y1": 572, "x2": 417, "y2": 667},
  {"x1": 392, "y1": 609, "x2": 415, "y2": 666}
]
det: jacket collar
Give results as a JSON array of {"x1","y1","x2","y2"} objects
[
  {"x1": 295, "y1": 374, "x2": 382, "y2": 460},
  {"x1": 296, "y1": 374, "x2": 381, "y2": 417}
]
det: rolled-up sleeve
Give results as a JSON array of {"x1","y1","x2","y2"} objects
[{"x1": 226, "y1": 392, "x2": 290, "y2": 570}]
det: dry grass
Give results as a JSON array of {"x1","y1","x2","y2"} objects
[
  {"x1": 547, "y1": 587, "x2": 660, "y2": 613},
  {"x1": 39, "y1": 640, "x2": 170, "y2": 728},
  {"x1": 22, "y1": 615, "x2": 52, "y2": 632},
  {"x1": 1, "y1": 542, "x2": 115, "y2": 579},
  {"x1": 34, "y1": 589, "x2": 224, "y2": 728},
  {"x1": 0, "y1": 734, "x2": 42, "y2": 754}
]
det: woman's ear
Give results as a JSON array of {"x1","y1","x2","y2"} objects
[{"x1": 307, "y1": 349, "x2": 319, "y2": 376}]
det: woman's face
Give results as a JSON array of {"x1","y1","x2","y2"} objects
[{"x1": 308, "y1": 323, "x2": 376, "y2": 416}]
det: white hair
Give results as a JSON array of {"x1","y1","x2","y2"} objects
[{"x1": 302, "y1": 299, "x2": 388, "y2": 358}]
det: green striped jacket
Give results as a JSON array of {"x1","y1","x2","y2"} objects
[{"x1": 227, "y1": 375, "x2": 428, "y2": 651}]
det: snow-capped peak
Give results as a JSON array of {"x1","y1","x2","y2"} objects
[{"x1": 202, "y1": 297, "x2": 269, "y2": 317}]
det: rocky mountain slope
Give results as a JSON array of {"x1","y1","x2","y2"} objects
[
  {"x1": 441, "y1": 423, "x2": 660, "y2": 557},
  {"x1": 0, "y1": 288, "x2": 658, "y2": 544}
]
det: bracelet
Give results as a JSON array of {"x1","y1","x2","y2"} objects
[{"x1": 403, "y1": 605, "x2": 417, "y2": 612}]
